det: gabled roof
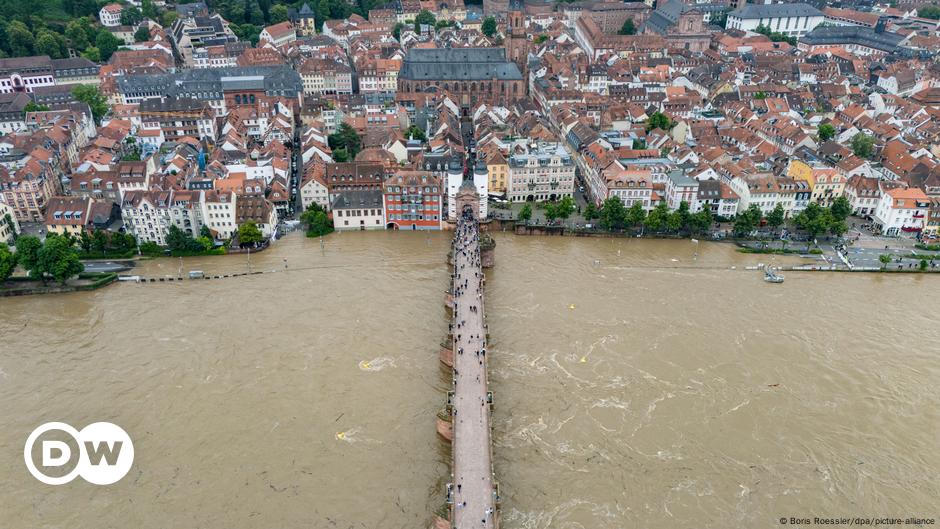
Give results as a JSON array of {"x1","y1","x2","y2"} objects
[{"x1": 730, "y1": 2, "x2": 821, "y2": 19}]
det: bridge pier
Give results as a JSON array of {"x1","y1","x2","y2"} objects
[
  {"x1": 436, "y1": 408, "x2": 453, "y2": 441},
  {"x1": 439, "y1": 342, "x2": 455, "y2": 368},
  {"x1": 480, "y1": 234, "x2": 496, "y2": 269}
]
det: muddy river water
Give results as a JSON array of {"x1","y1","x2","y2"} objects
[{"x1": 1, "y1": 231, "x2": 937, "y2": 528}]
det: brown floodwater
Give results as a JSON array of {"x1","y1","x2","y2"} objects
[{"x1": 1, "y1": 231, "x2": 938, "y2": 528}]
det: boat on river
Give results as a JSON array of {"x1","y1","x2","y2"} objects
[{"x1": 764, "y1": 267, "x2": 784, "y2": 283}]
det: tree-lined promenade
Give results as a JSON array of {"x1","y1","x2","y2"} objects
[{"x1": 510, "y1": 195, "x2": 854, "y2": 242}]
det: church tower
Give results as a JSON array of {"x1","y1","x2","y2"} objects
[{"x1": 504, "y1": 0, "x2": 528, "y2": 75}]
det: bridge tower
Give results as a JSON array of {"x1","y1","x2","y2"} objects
[{"x1": 504, "y1": 0, "x2": 528, "y2": 89}]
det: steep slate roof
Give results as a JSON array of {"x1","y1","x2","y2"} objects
[
  {"x1": 399, "y1": 48, "x2": 523, "y2": 81},
  {"x1": 331, "y1": 189, "x2": 384, "y2": 210}
]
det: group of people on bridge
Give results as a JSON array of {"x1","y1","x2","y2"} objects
[{"x1": 449, "y1": 208, "x2": 497, "y2": 528}]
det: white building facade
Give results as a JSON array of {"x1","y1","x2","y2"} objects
[{"x1": 507, "y1": 142, "x2": 576, "y2": 203}]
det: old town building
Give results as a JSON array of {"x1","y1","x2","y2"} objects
[
  {"x1": 382, "y1": 171, "x2": 443, "y2": 230},
  {"x1": 507, "y1": 142, "x2": 576, "y2": 203}
]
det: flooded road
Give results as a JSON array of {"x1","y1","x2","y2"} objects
[{"x1": 1, "y1": 231, "x2": 938, "y2": 528}]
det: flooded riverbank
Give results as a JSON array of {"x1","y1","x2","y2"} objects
[{"x1": 1, "y1": 231, "x2": 937, "y2": 528}]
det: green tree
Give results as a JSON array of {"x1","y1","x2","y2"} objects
[
  {"x1": 134, "y1": 25, "x2": 150, "y2": 42},
  {"x1": 328, "y1": 123, "x2": 362, "y2": 159},
  {"x1": 233, "y1": 23, "x2": 261, "y2": 45},
  {"x1": 405, "y1": 125, "x2": 426, "y2": 141},
  {"x1": 583, "y1": 202, "x2": 598, "y2": 221},
  {"x1": 238, "y1": 221, "x2": 264, "y2": 245},
  {"x1": 307, "y1": 211, "x2": 333, "y2": 237},
  {"x1": 332, "y1": 147, "x2": 349, "y2": 162},
  {"x1": 14, "y1": 235, "x2": 41, "y2": 278},
  {"x1": 66, "y1": 19, "x2": 91, "y2": 50},
  {"x1": 116, "y1": 232, "x2": 137, "y2": 252},
  {"x1": 518, "y1": 202, "x2": 532, "y2": 223},
  {"x1": 599, "y1": 196, "x2": 627, "y2": 230},
  {"x1": 544, "y1": 202, "x2": 558, "y2": 222},
  {"x1": 920, "y1": 258, "x2": 928, "y2": 271},
  {"x1": 618, "y1": 18, "x2": 636, "y2": 35},
  {"x1": 754, "y1": 23, "x2": 796, "y2": 45},
  {"x1": 35, "y1": 31, "x2": 66, "y2": 59},
  {"x1": 166, "y1": 225, "x2": 192, "y2": 252},
  {"x1": 793, "y1": 203, "x2": 818, "y2": 230},
  {"x1": 79, "y1": 229, "x2": 93, "y2": 252},
  {"x1": 270, "y1": 4, "x2": 289, "y2": 23},
  {"x1": 766, "y1": 203, "x2": 785, "y2": 235},
  {"x1": 712, "y1": 11, "x2": 728, "y2": 28},
  {"x1": 161, "y1": 11, "x2": 179, "y2": 27},
  {"x1": 851, "y1": 133, "x2": 875, "y2": 159},
  {"x1": 830, "y1": 196, "x2": 852, "y2": 222},
  {"x1": 733, "y1": 204, "x2": 762, "y2": 236},
  {"x1": 392, "y1": 22, "x2": 405, "y2": 40},
  {"x1": 142, "y1": 0, "x2": 159, "y2": 19},
  {"x1": 414, "y1": 9, "x2": 435, "y2": 32},
  {"x1": 879, "y1": 253, "x2": 891, "y2": 270},
  {"x1": 71, "y1": 84, "x2": 109, "y2": 124},
  {"x1": 81, "y1": 46, "x2": 102, "y2": 62},
  {"x1": 95, "y1": 30, "x2": 122, "y2": 61},
  {"x1": 482, "y1": 16, "x2": 497, "y2": 37},
  {"x1": 0, "y1": 242, "x2": 16, "y2": 282},
  {"x1": 91, "y1": 229, "x2": 109, "y2": 254},
  {"x1": 121, "y1": 6, "x2": 144, "y2": 25},
  {"x1": 918, "y1": 5, "x2": 940, "y2": 18},
  {"x1": 247, "y1": 0, "x2": 264, "y2": 25},
  {"x1": 676, "y1": 200, "x2": 692, "y2": 232},
  {"x1": 200, "y1": 225, "x2": 213, "y2": 239},
  {"x1": 139, "y1": 241, "x2": 162, "y2": 256},
  {"x1": 644, "y1": 203, "x2": 669, "y2": 232},
  {"x1": 796, "y1": 203, "x2": 831, "y2": 240},
  {"x1": 24, "y1": 101, "x2": 50, "y2": 113},
  {"x1": 666, "y1": 210, "x2": 683, "y2": 233},
  {"x1": 828, "y1": 216, "x2": 848, "y2": 238},
  {"x1": 36, "y1": 234, "x2": 84, "y2": 284},
  {"x1": 554, "y1": 196, "x2": 575, "y2": 220},
  {"x1": 690, "y1": 206, "x2": 712, "y2": 234},
  {"x1": 645, "y1": 111, "x2": 674, "y2": 132},
  {"x1": 818, "y1": 123, "x2": 836, "y2": 142},
  {"x1": 300, "y1": 203, "x2": 334, "y2": 237},
  {"x1": 79, "y1": 16, "x2": 99, "y2": 43},
  {"x1": 7, "y1": 21, "x2": 35, "y2": 57},
  {"x1": 626, "y1": 200, "x2": 646, "y2": 228}
]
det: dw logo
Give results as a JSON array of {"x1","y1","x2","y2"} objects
[{"x1": 24, "y1": 422, "x2": 134, "y2": 485}]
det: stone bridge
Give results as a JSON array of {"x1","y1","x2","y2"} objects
[{"x1": 435, "y1": 205, "x2": 499, "y2": 529}]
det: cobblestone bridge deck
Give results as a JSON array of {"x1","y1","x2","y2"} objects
[{"x1": 445, "y1": 212, "x2": 498, "y2": 529}]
